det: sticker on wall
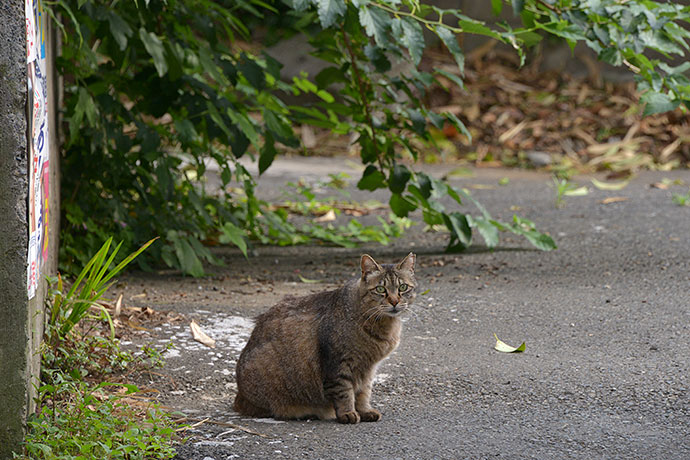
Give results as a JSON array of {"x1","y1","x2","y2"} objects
[{"x1": 26, "y1": 0, "x2": 50, "y2": 299}]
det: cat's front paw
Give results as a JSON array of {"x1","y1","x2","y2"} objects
[
  {"x1": 336, "y1": 410, "x2": 360, "y2": 424},
  {"x1": 358, "y1": 409, "x2": 381, "y2": 422}
]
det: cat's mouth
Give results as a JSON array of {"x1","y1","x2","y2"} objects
[{"x1": 384, "y1": 305, "x2": 406, "y2": 317}]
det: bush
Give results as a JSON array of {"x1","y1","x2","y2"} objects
[{"x1": 50, "y1": 0, "x2": 690, "y2": 275}]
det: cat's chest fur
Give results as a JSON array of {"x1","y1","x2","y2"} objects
[{"x1": 317, "y1": 290, "x2": 402, "y2": 383}]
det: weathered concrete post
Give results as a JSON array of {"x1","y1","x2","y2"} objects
[{"x1": 0, "y1": 0, "x2": 59, "y2": 457}]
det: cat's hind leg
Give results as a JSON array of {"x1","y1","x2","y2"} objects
[
  {"x1": 233, "y1": 392, "x2": 273, "y2": 418},
  {"x1": 273, "y1": 405, "x2": 335, "y2": 421}
]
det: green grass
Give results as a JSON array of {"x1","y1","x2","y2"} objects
[{"x1": 672, "y1": 188, "x2": 690, "y2": 206}]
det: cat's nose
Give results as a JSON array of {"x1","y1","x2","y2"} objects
[{"x1": 389, "y1": 297, "x2": 399, "y2": 306}]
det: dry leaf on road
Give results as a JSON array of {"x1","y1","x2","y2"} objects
[
  {"x1": 190, "y1": 320, "x2": 216, "y2": 348},
  {"x1": 600, "y1": 197, "x2": 629, "y2": 205},
  {"x1": 494, "y1": 333, "x2": 525, "y2": 353}
]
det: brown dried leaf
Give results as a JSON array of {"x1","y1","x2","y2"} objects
[
  {"x1": 315, "y1": 209, "x2": 337, "y2": 223},
  {"x1": 190, "y1": 320, "x2": 216, "y2": 348},
  {"x1": 599, "y1": 197, "x2": 628, "y2": 204},
  {"x1": 114, "y1": 294, "x2": 123, "y2": 317}
]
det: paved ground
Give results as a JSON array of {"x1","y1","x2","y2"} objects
[{"x1": 116, "y1": 158, "x2": 689, "y2": 459}]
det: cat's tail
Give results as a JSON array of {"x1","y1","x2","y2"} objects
[{"x1": 233, "y1": 392, "x2": 272, "y2": 418}]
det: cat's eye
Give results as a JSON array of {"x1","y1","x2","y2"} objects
[
  {"x1": 375, "y1": 286, "x2": 386, "y2": 294},
  {"x1": 398, "y1": 283, "x2": 409, "y2": 292}
]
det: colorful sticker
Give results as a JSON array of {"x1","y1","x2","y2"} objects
[{"x1": 26, "y1": 0, "x2": 50, "y2": 299}]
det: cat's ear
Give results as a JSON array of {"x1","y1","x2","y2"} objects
[
  {"x1": 361, "y1": 254, "x2": 382, "y2": 278},
  {"x1": 396, "y1": 252, "x2": 416, "y2": 273}
]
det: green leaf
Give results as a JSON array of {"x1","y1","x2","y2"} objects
[
  {"x1": 641, "y1": 91, "x2": 680, "y2": 116},
  {"x1": 563, "y1": 185, "x2": 589, "y2": 196},
  {"x1": 468, "y1": 215, "x2": 499, "y2": 248},
  {"x1": 106, "y1": 11, "x2": 132, "y2": 51},
  {"x1": 73, "y1": 88, "x2": 98, "y2": 129},
  {"x1": 591, "y1": 178, "x2": 630, "y2": 191},
  {"x1": 444, "y1": 112, "x2": 472, "y2": 141},
  {"x1": 357, "y1": 165, "x2": 386, "y2": 191},
  {"x1": 206, "y1": 101, "x2": 233, "y2": 141},
  {"x1": 263, "y1": 110, "x2": 296, "y2": 145},
  {"x1": 219, "y1": 222, "x2": 248, "y2": 257},
  {"x1": 389, "y1": 164, "x2": 412, "y2": 194},
  {"x1": 172, "y1": 235, "x2": 204, "y2": 278},
  {"x1": 494, "y1": 333, "x2": 525, "y2": 353},
  {"x1": 389, "y1": 193, "x2": 417, "y2": 217},
  {"x1": 397, "y1": 17, "x2": 425, "y2": 65},
  {"x1": 359, "y1": 5, "x2": 391, "y2": 47},
  {"x1": 259, "y1": 134, "x2": 277, "y2": 175},
  {"x1": 506, "y1": 215, "x2": 557, "y2": 251},
  {"x1": 436, "y1": 27, "x2": 464, "y2": 74},
  {"x1": 522, "y1": 230, "x2": 557, "y2": 251},
  {"x1": 315, "y1": 66, "x2": 347, "y2": 88},
  {"x1": 414, "y1": 172, "x2": 432, "y2": 199},
  {"x1": 491, "y1": 0, "x2": 503, "y2": 16},
  {"x1": 238, "y1": 53, "x2": 266, "y2": 90},
  {"x1": 443, "y1": 212, "x2": 472, "y2": 250},
  {"x1": 536, "y1": 21, "x2": 586, "y2": 42},
  {"x1": 364, "y1": 45, "x2": 392, "y2": 73},
  {"x1": 228, "y1": 109, "x2": 260, "y2": 148},
  {"x1": 290, "y1": 0, "x2": 311, "y2": 12},
  {"x1": 298, "y1": 274, "x2": 321, "y2": 283},
  {"x1": 435, "y1": 68, "x2": 465, "y2": 90},
  {"x1": 138, "y1": 28, "x2": 167, "y2": 77},
  {"x1": 598, "y1": 48, "x2": 622, "y2": 66},
  {"x1": 317, "y1": 0, "x2": 346, "y2": 28},
  {"x1": 220, "y1": 167, "x2": 232, "y2": 186},
  {"x1": 458, "y1": 19, "x2": 500, "y2": 40}
]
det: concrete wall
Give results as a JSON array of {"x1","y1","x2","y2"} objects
[{"x1": 0, "y1": 0, "x2": 58, "y2": 457}]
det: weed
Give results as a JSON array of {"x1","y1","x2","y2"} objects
[
  {"x1": 46, "y1": 237, "x2": 157, "y2": 346},
  {"x1": 267, "y1": 174, "x2": 414, "y2": 248},
  {"x1": 552, "y1": 177, "x2": 589, "y2": 208},
  {"x1": 672, "y1": 188, "x2": 690, "y2": 206},
  {"x1": 19, "y1": 380, "x2": 177, "y2": 460},
  {"x1": 15, "y1": 238, "x2": 179, "y2": 459}
]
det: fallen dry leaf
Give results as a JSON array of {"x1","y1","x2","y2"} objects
[
  {"x1": 315, "y1": 209, "x2": 336, "y2": 223},
  {"x1": 599, "y1": 196, "x2": 629, "y2": 204},
  {"x1": 190, "y1": 320, "x2": 216, "y2": 348},
  {"x1": 493, "y1": 333, "x2": 525, "y2": 353},
  {"x1": 591, "y1": 178, "x2": 630, "y2": 191},
  {"x1": 114, "y1": 294, "x2": 123, "y2": 317}
]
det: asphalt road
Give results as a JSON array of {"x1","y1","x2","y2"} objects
[{"x1": 122, "y1": 159, "x2": 689, "y2": 459}]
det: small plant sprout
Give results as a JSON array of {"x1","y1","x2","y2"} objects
[
  {"x1": 672, "y1": 188, "x2": 690, "y2": 206},
  {"x1": 552, "y1": 177, "x2": 589, "y2": 208}
]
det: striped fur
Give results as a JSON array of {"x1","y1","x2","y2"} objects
[{"x1": 233, "y1": 253, "x2": 416, "y2": 423}]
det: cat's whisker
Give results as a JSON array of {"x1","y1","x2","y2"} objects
[{"x1": 362, "y1": 305, "x2": 383, "y2": 325}]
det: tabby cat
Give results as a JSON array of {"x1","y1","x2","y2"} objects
[{"x1": 233, "y1": 252, "x2": 416, "y2": 424}]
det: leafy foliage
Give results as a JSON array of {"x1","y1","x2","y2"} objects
[
  {"x1": 43, "y1": 238, "x2": 157, "y2": 379},
  {"x1": 19, "y1": 380, "x2": 177, "y2": 460},
  {"x1": 507, "y1": 0, "x2": 690, "y2": 116},
  {"x1": 50, "y1": 0, "x2": 690, "y2": 275},
  {"x1": 15, "y1": 240, "x2": 177, "y2": 459}
]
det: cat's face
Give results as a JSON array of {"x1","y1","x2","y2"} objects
[{"x1": 359, "y1": 253, "x2": 416, "y2": 318}]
